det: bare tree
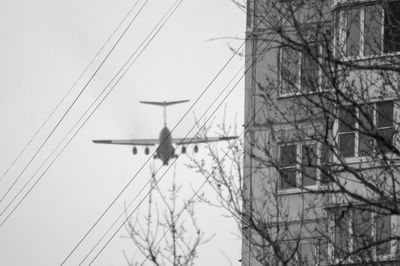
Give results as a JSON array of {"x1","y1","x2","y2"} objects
[
  {"x1": 123, "y1": 165, "x2": 212, "y2": 266},
  {"x1": 189, "y1": 0, "x2": 400, "y2": 265}
]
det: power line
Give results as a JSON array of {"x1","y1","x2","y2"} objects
[
  {"x1": 0, "y1": 0, "x2": 142, "y2": 185},
  {"x1": 0, "y1": 0, "x2": 178, "y2": 227},
  {"x1": 0, "y1": 0, "x2": 149, "y2": 204},
  {"x1": 2, "y1": 3, "x2": 143, "y2": 186}
]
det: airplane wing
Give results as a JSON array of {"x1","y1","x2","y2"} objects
[
  {"x1": 93, "y1": 139, "x2": 157, "y2": 146},
  {"x1": 173, "y1": 136, "x2": 237, "y2": 145}
]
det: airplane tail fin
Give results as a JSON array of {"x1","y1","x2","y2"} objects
[
  {"x1": 139, "y1": 100, "x2": 189, "y2": 107},
  {"x1": 140, "y1": 100, "x2": 189, "y2": 126}
]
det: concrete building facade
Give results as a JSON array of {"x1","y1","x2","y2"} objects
[{"x1": 243, "y1": 0, "x2": 400, "y2": 265}]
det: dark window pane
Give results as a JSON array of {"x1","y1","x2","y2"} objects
[
  {"x1": 281, "y1": 145, "x2": 297, "y2": 166},
  {"x1": 300, "y1": 242, "x2": 316, "y2": 266},
  {"x1": 377, "y1": 101, "x2": 393, "y2": 128},
  {"x1": 318, "y1": 240, "x2": 328, "y2": 265},
  {"x1": 339, "y1": 132, "x2": 355, "y2": 157},
  {"x1": 359, "y1": 133, "x2": 374, "y2": 157},
  {"x1": 339, "y1": 105, "x2": 356, "y2": 133},
  {"x1": 364, "y1": 5, "x2": 383, "y2": 56},
  {"x1": 302, "y1": 166, "x2": 317, "y2": 186},
  {"x1": 321, "y1": 42, "x2": 332, "y2": 90},
  {"x1": 377, "y1": 127, "x2": 394, "y2": 153},
  {"x1": 334, "y1": 11, "x2": 341, "y2": 57},
  {"x1": 346, "y1": 8, "x2": 361, "y2": 56},
  {"x1": 302, "y1": 144, "x2": 317, "y2": 186},
  {"x1": 384, "y1": 2, "x2": 400, "y2": 53},
  {"x1": 352, "y1": 209, "x2": 372, "y2": 257},
  {"x1": 281, "y1": 48, "x2": 300, "y2": 94},
  {"x1": 280, "y1": 168, "x2": 297, "y2": 189},
  {"x1": 321, "y1": 144, "x2": 332, "y2": 184},
  {"x1": 376, "y1": 213, "x2": 391, "y2": 256},
  {"x1": 359, "y1": 104, "x2": 374, "y2": 156},
  {"x1": 376, "y1": 101, "x2": 394, "y2": 153},
  {"x1": 334, "y1": 208, "x2": 350, "y2": 259},
  {"x1": 301, "y1": 46, "x2": 319, "y2": 92}
]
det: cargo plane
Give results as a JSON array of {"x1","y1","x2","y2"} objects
[{"x1": 93, "y1": 100, "x2": 237, "y2": 165}]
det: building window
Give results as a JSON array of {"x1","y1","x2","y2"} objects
[
  {"x1": 384, "y1": 1, "x2": 400, "y2": 53},
  {"x1": 365, "y1": 5, "x2": 383, "y2": 56},
  {"x1": 338, "y1": 105, "x2": 356, "y2": 158},
  {"x1": 299, "y1": 242, "x2": 317, "y2": 265},
  {"x1": 279, "y1": 142, "x2": 331, "y2": 190},
  {"x1": 302, "y1": 144, "x2": 318, "y2": 186},
  {"x1": 331, "y1": 207, "x2": 392, "y2": 262},
  {"x1": 376, "y1": 101, "x2": 394, "y2": 153},
  {"x1": 337, "y1": 101, "x2": 394, "y2": 158},
  {"x1": 281, "y1": 47, "x2": 300, "y2": 95},
  {"x1": 344, "y1": 8, "x2": 361, "y2": 57},
  {"x1": 280, "y1": 144, "x2": 297, "y2": 189},
  {"x1": 278, "y1": 241, "x2": 326, "y2": 266},
  {"x1": 280, "y1": 45, "x2": 322, "y2": 95},
  {"x1": 335, "y1": 1, "x2": 400, "y2": 57},
  {"x1": 301, "y1": 46, "x2": 320, "y2": 92}
]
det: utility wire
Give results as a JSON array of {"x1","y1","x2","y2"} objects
[
  {"x1": 0, "y1": 0, "x2": 149, "y2": 204},
  {"x1": 0, "y1": 0, "x2": 142, "y2": 185},
  {"x1": 0, "y1": 0, "x2": 176, "y2": 226}
]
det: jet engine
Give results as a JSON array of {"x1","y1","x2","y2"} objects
[
  {"x1": 193, "y1": 145, "x2": 199, "y2": 153},
  {"x1": 181, "y1": 146, "x2": 186, "y2": 154},
  {"x1": 145, "y1": 147, "x2": 150, "y2": 155},
  {"x1": 132, "y1": 146, "x2": 137, "y2": 155}
]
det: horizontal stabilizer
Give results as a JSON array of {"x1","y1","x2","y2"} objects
[{"x1": 139, "y1": 100, "x2": 189, "y2": 107}]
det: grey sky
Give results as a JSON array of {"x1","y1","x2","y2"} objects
[{"x1": 0, "y1": 0, "x2": 245, "y2": 265}]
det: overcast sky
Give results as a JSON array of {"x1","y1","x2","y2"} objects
[{"x1": 0, "y1": 0, "x2": 245, "y2": 265}]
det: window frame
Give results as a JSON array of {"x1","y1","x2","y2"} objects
[
  {"x1": 278, "y1": 142, "x2": 330, "y2": 192},
  {"x1": 335, "y1": 2, "x2": 400, "y2": 59},
  {"x1": 334, "y1": 100, "x2": 395, "y2": 161},
  {"x1": 279, "y1": 45, "x2": 327, "y2": 97},
  {"x1": 279, "y1": 144, "x2": 298, "y2": 190},
  {"x1": 329, "y1": 207, "x2": 394, "y2": 264},
  {"x1": 276, "y1": 240, "x2": 324, "y2": 266}
]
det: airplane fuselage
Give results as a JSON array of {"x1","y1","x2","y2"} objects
[{"x1": 157, "y1": 127, "x2": 175, "y2": 165}]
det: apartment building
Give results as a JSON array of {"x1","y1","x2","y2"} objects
[{"x1": 243, "y1": 0, "x2": 400, "y2": 265}]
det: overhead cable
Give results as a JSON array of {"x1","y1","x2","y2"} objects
[
  {"x1": 0, "y1": 0, "x2": 181, "y2": 227},
  {"x1": 0, "y1": 0, "x2": 142, "y2": 185},
  {"x1": 0, "y1": 0, "x2": 150, "y2": 204}
]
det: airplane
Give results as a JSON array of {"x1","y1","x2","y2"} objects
[{"x1": 93, "y1": 100, "x2": 237, "y2": 165}]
